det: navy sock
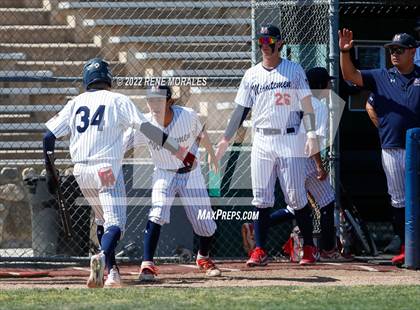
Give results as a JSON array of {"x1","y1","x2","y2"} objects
[
  {"x1": 254, "y1": 207, "x2": 270, "y2": 249},
  {"x1": 101, "y1": 225, "x2": 121, "y2": 272},
  {"x1": 392, "y1": 207, "x2": 405, "y2": 243},
  {"x1": 96, "y1": 225, "x2": 104, "y2": 247},
  {"x1": 320, "y1": 202, "x2": 335, "y2": 251},
  {"x1": 198, "y1": 236, "x2": 213, "y2": 257},
  {"x1": 143, "y1": 220, "x2": 161, "y2": 261},
  {"x1": 294, "y1": 204, "x2": 314, "y2": 246},
  {"x1": 269, "y1": 208, "x2": 295, "y2": 227}
]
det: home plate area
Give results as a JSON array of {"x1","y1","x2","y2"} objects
[{"x1": 1, "y1": 257, "x2": 419, "y2": 289}]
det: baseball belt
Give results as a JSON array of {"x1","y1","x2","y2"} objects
[{"x1": 255, "y1": 127, "x2": 296, "y2": 135}]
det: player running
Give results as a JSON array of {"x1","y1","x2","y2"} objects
[
  {"x1": 43, "y1": 59, "x2": 195, "y2": 288},
  {"x1": 124, "y1": 85, "x2": 221, "y2": 280},
  {"x1": 215, "y1": 25, "x2": 319, "y2": 266}
]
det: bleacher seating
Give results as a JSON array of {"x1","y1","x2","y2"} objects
[{"x1": 0, "y1": 0, "x2": 253, "y2": 166}]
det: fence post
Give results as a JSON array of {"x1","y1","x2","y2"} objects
[{"x1": 405, "y1": 128, "x2": 420, "y2": 269}]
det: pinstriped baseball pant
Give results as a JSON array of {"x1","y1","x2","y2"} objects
[
  {"x1": 148, "y1": 166, "x2": 217, "y2": 237},
  {"x1": 381, "y1": 148, "x2": 405, "y2": 209},
  {"x1": 304, "y1": 158, "x2": 335, "y2": 208},
  {"x1": 73, "y1": 163, "x2": 127, "y2": 233},
  {"x1": 251, "y1": 132, "x2": 308, "y2": 210}
]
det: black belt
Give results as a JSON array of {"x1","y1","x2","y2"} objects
[{"x1": 255, "y1": 127, "x2": 295, "y2": 135}]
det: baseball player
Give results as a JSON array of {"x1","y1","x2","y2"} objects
[
  {"x1": 215, "y1": 25, "x2": 320, "y2": 266},
  {"x1": 340, "y1": 29, "x2": 420, "y2": 265},
  {"x1": 43, "y1": 59, "x2": 196, "y2": 288},
  {"x1": 124, "y1": 85, "x2": 221, "y2": 280},
  {"x1": 242, "y1": 67, "x2": 348, "y2": 261}
]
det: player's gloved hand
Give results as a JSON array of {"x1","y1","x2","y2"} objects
[
  {"x1": 45, "y1": 164, "x2": 59, "y2": 195},
  {"x1": 304, "y1": 133, "x2": 319, "y2": 157},
  {"x1": 338, "y1": 28, "x2": 354, "y2": 52},
  {"x1": 183, "y1": 152, "x2": 196, "y2": 169},
  {"x1": 175, "y1": 146, "x2": 196, "y2": 168},
  {"x1": 215, "y1": 137, "x2": 230, "y2": 162}
]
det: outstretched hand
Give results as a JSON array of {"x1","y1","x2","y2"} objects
[{"x1": 338, "y1": 28, "x2": 354, "y2": 52}]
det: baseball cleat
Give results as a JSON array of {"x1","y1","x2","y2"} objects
[
  {"x1": 299, "y1": 245, "x2": 318, "y2": 265},
  {"x1": 246, "y1": 247, "x2": 268, "y2": 267},
  {"x1": 196, "y1": 257, "x2": 222, "y2": 277},
  {"x1": 319, "y1": 248, "x2": 353, "y2": 262},
  {"x1": 104, "y1": 266, "x2": 122, "y2": 288},
  {"x1": 391, "y1": 245, "x2": 405, "y2": 266},
  {"x1": 241, "y1": 223, "x2": 256, "y2": 255},
  {"x1": 139, "y1": 261, "x2": 158, "y2": 282},
  {"x1": 87, "y1": 253, "x2": 105, "y2": 288}
]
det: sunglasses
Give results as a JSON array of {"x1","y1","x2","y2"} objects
[
  {"x1": 388, "y1": 47, "x2": 406, "y2": 55},
  {"x1": 258, "y1": 36, "x2": 277, "y2": 45}
]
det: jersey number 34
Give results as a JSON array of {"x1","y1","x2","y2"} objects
[{"x1": 75, "y1": 105, "x2": 105, "y2": 133}]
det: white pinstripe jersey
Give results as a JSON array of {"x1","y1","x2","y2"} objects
[
  {"x1": 312, "y1": 97, "x2": 328, "y2": 138},
  {"x1": 126, "y1": 105, "x2": 203, "y2": 170},
  {"x1": 46, "y1": 90, "x2": 147, "y2": 166},
  {"x1": 235, "y1": 59, "x2": 311, "y2": 129}
]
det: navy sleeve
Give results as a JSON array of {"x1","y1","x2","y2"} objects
[
  {"x1": 224, "y1": 105, "x2": 251, "y2": 140},
  {"x1": 360, "y1": 69, "x2": 383, "y2": 92},
  {"x1": 43, "y1": 130, "x2": 56, "y2": 165}
]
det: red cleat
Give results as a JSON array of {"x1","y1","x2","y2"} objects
[
  {"x1": 391, "y1": 245, "x2": 405, "y2": 266},
  {"x1": 246, "y1": 247, "x2": 268, "y2": 267},
  {"x1": 196, "y1": 257, "x2": 221, "y2": 277},
  {"x1": 299, "y1": 245, "x2": 318, "y2": 265}
]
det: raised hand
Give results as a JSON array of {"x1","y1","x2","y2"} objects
[{"x1": 338, "y1": 28, "x2": 354, "y2": 52}]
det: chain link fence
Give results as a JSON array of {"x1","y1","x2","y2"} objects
[{"x1": 0, "y1": 0, "x2": 332, "y2": 262}]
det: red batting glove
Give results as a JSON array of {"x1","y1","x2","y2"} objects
[{"x1": 183, "y1": 152, "x2": 196, "y2": 168}]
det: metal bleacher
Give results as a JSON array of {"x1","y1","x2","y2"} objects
[{"x1": 0, "y1": 0, "x2": 253, "y2": 166}]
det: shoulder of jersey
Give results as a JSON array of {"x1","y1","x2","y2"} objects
[
  {"x1": 281, "y1": 58, "x2": 302, "y2": 69},
  {"x1": 170, "y1": 104, "x2": 195, "y2": 116}
]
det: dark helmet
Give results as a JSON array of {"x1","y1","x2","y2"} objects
[
  {"x1": 82, "y1": 58, "x2": 112, "y2": 90},
  {"x1": 146, "y1": 85, "x2": 172, "y2": 100},
  {"x1": 306, "y1": 67, "x2": 335, "y2": 90}
]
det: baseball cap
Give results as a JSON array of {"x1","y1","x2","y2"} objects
[
  {"x1": 256, "y1": 24, "x2": 282, "y2": 40},
  {"x1": 384, "y1": 33, "x2": 418, "y2": 49},
  {"x1": 306, "y1": 67, "x2": 335, "y2": 87},
  {"x1": 146, "y1": 85, "x2": 172, "y2": 100}
]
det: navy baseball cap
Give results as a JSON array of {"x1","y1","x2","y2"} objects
[
  {"x1": 256, "y1": 24, "x2": 282, "y2": 40},
  {"x1": 306, "y1": 67, "x2": 335, "y2": 87},
  {"x1": 146, "y1": 85, "x2": 172, "y2": 100},
  {"x1": 384, "y1": 33, "x2": 418, "y2": 49}
]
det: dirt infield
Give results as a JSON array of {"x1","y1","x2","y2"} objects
[{"x1": 1, "y1": 257, "x2": 419, "y2": 289}]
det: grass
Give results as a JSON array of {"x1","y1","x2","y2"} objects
[{"x1": 0, "y1": 286, "x2": 419, "y2": 310}]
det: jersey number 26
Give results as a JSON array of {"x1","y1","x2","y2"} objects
[{"x1": 75, "y1": 105, "x2": 105, "y2": 133}]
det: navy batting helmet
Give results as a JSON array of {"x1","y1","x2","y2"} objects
[{"x1": 82, "y1": 58, "x2": 112, "y2": 90}]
